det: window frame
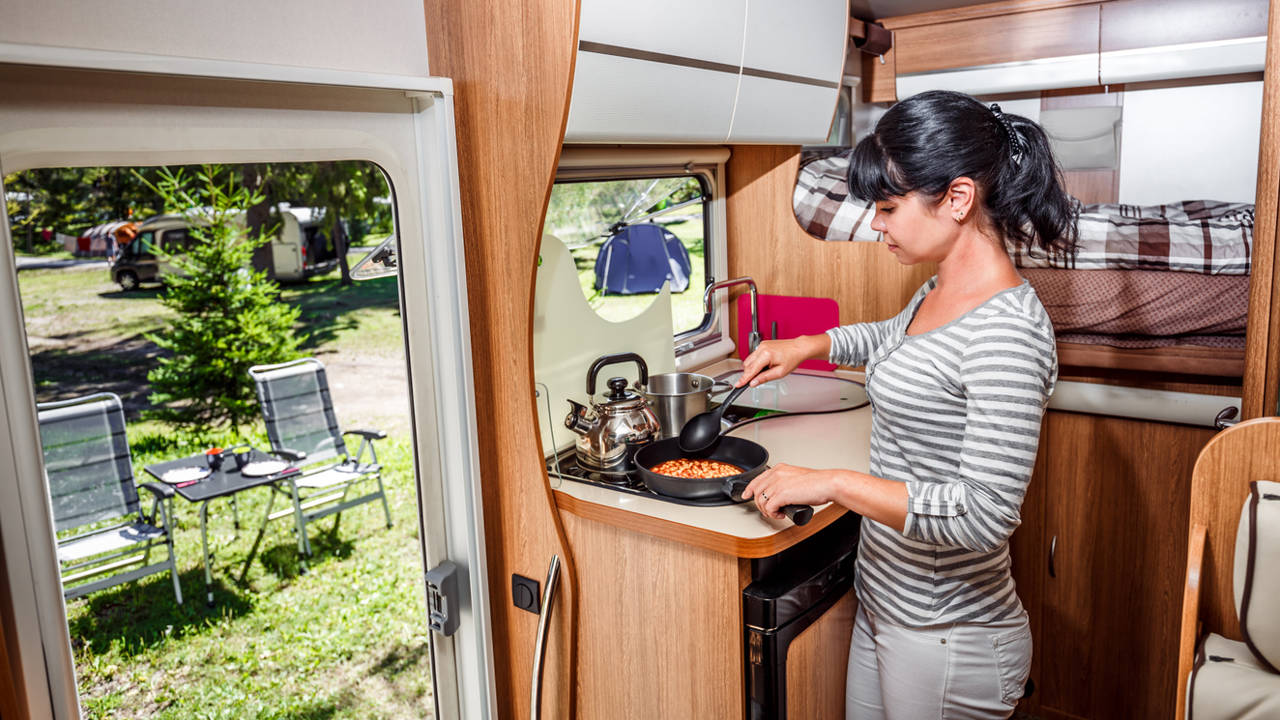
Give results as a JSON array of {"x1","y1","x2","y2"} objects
[{"x1": 552, "y1": 147, "x2": 734, "y2": 369}]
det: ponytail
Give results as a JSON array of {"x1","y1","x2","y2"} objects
[{"x1": 847, "y1": 90, "x2": 1077, "y2": 259}]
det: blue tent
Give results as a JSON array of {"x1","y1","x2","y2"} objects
[{"x1": 593, "y1": 223, "x2": 692, "y2": 295}]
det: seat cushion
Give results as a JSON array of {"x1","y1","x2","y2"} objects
[
  {"x1": 1188, "y1": 633, "x2": 1280, "y2": 720},
  {"x1": 1234, "y1": 480, "x2": 1280, "y2": 670},
  {"x1": 295, "y1": 462, "x2": 380, "y2": 489},
  {"x1": 58, "y1": 522, "x2": 165, "y2": 563}
]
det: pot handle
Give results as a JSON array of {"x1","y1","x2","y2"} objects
[{"x1": 586, "y1": 352, "x2": 649, "y2": 396}]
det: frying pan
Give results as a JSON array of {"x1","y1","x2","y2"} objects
[{"x1": 634, "y1": 437, "x2": 813, "y2": 526}]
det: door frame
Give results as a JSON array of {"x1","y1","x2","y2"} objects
[{"x1": 0, "y1": 56, "x2": 495, "y2": 719}]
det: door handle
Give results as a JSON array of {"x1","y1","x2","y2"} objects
[
  {"x1": 1048, "y1": 535, "x2": 1057, "y2": 579},
  {"x1": 530, "y1": 554, "x2": 561, "y2": 720}
]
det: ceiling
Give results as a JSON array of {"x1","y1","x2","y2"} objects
[{"x1": 850, "y1": 0, "x2": 992, "y2": 21}]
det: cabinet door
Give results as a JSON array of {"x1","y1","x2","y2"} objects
[{"x1": 1036, "y1": 411, "x2": 1211, "y2": 720}]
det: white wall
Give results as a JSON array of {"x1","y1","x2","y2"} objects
[
  {"x1": 1118, "y1": 81, "x2": 1262, "y2": 205},
  {"x1": 0, "y1": 0, "x2": 430, "y2": 77}
]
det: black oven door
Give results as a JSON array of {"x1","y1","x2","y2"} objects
[{"x1": 743, "y1": 511, "x2": 860, "y2": 719}]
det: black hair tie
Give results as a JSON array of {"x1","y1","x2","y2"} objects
[{"x1": 989, "y1": 103, "x2": 1023, "y2": 163}]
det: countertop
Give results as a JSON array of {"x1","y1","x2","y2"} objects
[{"x1": 549, "y1": 365, "x2": 872, "y2": 558}]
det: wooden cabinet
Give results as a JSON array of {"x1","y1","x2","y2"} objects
[{"x1": 1012, "y1": 410, "x2": 1215, "y2": 720}]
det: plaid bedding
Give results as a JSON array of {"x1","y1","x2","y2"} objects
[
  {"x1": 793, "y1": 151, "x2": 881, "y2": 243},
  {"x1": 1012, "y1": 200, "x2": 1254, "y2": 275},
  {"x1": 793, "y1": 150, "x2": 1254, "y2": 275}
]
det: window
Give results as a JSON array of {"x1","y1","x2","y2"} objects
[
  {"x1": 544, "y1": 175, "x2": 708, "y2": 333},
  {"x1": 546, "y1": 147, "x2": 732, "y2": 365}
]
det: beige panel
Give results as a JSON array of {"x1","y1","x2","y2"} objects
[{"x1": 0, "y1": 0, "x2": 429, "y2": 76}]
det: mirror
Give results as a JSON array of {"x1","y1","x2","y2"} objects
[{"x1": 352, "y1": 233, "x2": 398, "y2": 280}]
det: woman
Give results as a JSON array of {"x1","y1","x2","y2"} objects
[{"x1": 740, "y1": 90, "x2": 1076, "y2": 719}]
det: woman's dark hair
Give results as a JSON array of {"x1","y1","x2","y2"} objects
[{"x1": 848, "y1": 90, "x2": 1077, "y2": 257}]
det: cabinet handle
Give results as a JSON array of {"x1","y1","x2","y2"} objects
[
  {"x1": 530, "y1": 554, "x2": 561, "y2": 720},
  {"x1": 1048, "y1": 535, "x2": 1057, "y2": 579}
]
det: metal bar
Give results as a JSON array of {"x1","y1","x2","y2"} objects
[
  {"x1": 530, "y1": 555, "x2": 561, "y2": 720},
  {"x1": 239, "y1": 486, "x2": 277, "y2": 585},
  {"x1": 61, "y1": 555, "x2": 145, "y2": 584},
  {"x1": 200, "y1": 501, "x2": 213, "y2": 606},
  {"x1": 63, "y1": 561, "x2": 172, "y2": 599}
]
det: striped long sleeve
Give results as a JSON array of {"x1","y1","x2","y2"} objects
[
  {"x1": 901, "y1": 318, "x2": 1055, "y2": 552},
  {"x1": 832, "y1": 278, "x2": 1057, "y2": 627}
]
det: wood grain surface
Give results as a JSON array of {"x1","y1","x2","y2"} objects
[
  {"x1": 559, "y1": 510, "x2": 747, "y2": 720},
  {"x1": 785, "y1": 589, "x2": 857, "y2": 720},
  {"x1": 421, "y1": 1, "x2": 581, "y2": 717},
  {"x1": 725, "y1": 146, "x2": 934, "y2": 334},
  {"x1": 552, "y1": 490, "x2": 849, "y2": 558},
  {"x1": 1174, "y1": 523, "x2": 1206, "y2": 720},
  {"x1": 1035, "y1": 411, "x2": 1211, "y2": 720},
  {"x1": 892, "y1": 4, "x2": 1101, "y2": 75},
  {"x1": 1243, "y1": 0, "x2": 1280, "y2": 420},
  {"x1": 878, "y1": 0, "x2": 1100, "y2": 30}
]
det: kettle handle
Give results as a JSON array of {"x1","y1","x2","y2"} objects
[{"x1": 586, "y1": 353, "x2": 649, "y2": 396}]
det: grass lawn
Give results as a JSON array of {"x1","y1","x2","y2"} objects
[{"x1": 18, "y1": 263, "x2": 434, "y2": 718}]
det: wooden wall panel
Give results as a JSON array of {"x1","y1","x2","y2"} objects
[
  {"x1": 891, "y1": 4, "x2": 1100, "y2": 75},
  {"x1": 880, "y1": 0, "x2": 1100, "y2": 30},
  {"x1": 786, "y1": 589, "x2": 857, "y2": 720},
  {"x1": 1244, "y1": 0, "x2": 1280, "y2": 420},
  {"x1": 1100, "y1": 0, "x2": 1269, "y2": 53},
  {"x1": 1036, "y1": 411, "x2": 1211, "y2": 720},
  {"x1": 421, "y1": 2, "x2": 580, "y2": 718},
  {"x1": 560, "y1": 511, "x2": 746, "y2": 720},
  {"x1": 861, "y1": 46, "x2": 897, "y2": 104},
  {"x1": 726, "y1": 146, "x2": 934, "y2": 333},
  {"x1": 0, "y1": 535, "x2": 27, "y2": 720}
]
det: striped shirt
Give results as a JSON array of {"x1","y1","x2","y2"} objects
[{"x1": 827, "y1": 277, "x2": 1057, "y2": 627}]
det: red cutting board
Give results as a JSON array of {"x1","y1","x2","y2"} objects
[{"x1": 737, "y1": 294, "x2": 839, "y2": 371}]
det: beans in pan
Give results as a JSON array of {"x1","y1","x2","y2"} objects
[{"x1": 650, "y1": 458, "x2": 743, "y2": 480}]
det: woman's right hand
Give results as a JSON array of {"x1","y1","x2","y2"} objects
[{"x1": 737, "y1": 335, "x2": 828, "y2": 388}]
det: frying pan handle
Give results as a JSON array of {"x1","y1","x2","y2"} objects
[
  {"x1": 783, "y1": 505, "x2": 814, "y2": 526},
  {"x1": 722, "y1": 478, "x2": 813, "y2": 526}
]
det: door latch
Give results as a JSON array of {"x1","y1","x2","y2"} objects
[{"x1": 425, "y1": 561, "x2": 460, "y2": 636}]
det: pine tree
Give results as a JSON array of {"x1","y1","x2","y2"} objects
[{"x1": 142, "y1": 166, "x2": 303, "y2": 431}]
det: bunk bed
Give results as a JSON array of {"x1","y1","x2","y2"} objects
[{"x1": 794, "y1": 153, "x2": 1253, "y2": 378}]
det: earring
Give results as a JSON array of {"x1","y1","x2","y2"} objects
[{"x1": 955, "y1": 213, "x2": 964, "y2": 221}]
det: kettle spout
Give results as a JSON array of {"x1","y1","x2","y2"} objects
[{"x1": 564, "y1": 399, "x2": 593, "y2": 436}]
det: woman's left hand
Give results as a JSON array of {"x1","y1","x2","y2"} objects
[{"x1": 741, "y1": 464, "x2": 835, "y2": 519}]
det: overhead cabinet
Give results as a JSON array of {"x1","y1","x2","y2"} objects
[
  {"x1": 564, "y1": 0, "x2": 848, "y2": 144},
  {"x1": 877, "y1": 0, "x2": 1269, "y2": 102}
]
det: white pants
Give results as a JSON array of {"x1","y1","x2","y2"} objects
[{"x1": 846, "y1": 603, "x2": 1032, "y2": 720}]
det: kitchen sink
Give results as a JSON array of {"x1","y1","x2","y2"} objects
[{"x1": 712, "y1": 370, "x2": 868, "y2": 414}]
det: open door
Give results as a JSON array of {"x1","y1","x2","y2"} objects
[{"x1": 0, "y1": 59, "x2": 493, "y2": 718}]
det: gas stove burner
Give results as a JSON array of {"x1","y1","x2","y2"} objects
[{"x1": 547, "y1": 448, "x2": 743, "y2": 508}]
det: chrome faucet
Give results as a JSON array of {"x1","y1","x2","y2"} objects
[{"x1": 704, "y1": 277, "x2": 761, "y2": 355}]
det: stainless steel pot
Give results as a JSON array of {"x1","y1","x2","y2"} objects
[{"x1": 638, "y1": 372, "x2": 733, "y2": 439}]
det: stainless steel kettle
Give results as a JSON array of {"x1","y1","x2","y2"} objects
[{"x1": 564, "y1": 352, "x2": 661, "y2": 476}]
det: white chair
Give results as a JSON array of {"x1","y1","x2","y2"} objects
[
  {"x1": 247, "y1": 358, "x2": 392, "y2": 559},
  {"x1": 38, "y1": 393, "x2": 182, "y2": 604}
]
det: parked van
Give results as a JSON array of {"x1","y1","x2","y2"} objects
[{"x1": 109, "y1": 206, "x2": 339, "y2": 290}]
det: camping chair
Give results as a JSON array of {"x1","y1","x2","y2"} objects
[
  {"x1": 37, "y1": 393, "x2": 182, "y2": 604},
  {"x1": 248, "y1": 358, "x2": 392, "y2": 560}
]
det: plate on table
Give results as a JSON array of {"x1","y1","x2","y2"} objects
[
  {"x1": 161, "y1": 466, "x2": 211, "y2": 485},
  {"x1": 240, "y1": 460, "x2": 288, "y2": 477}
]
